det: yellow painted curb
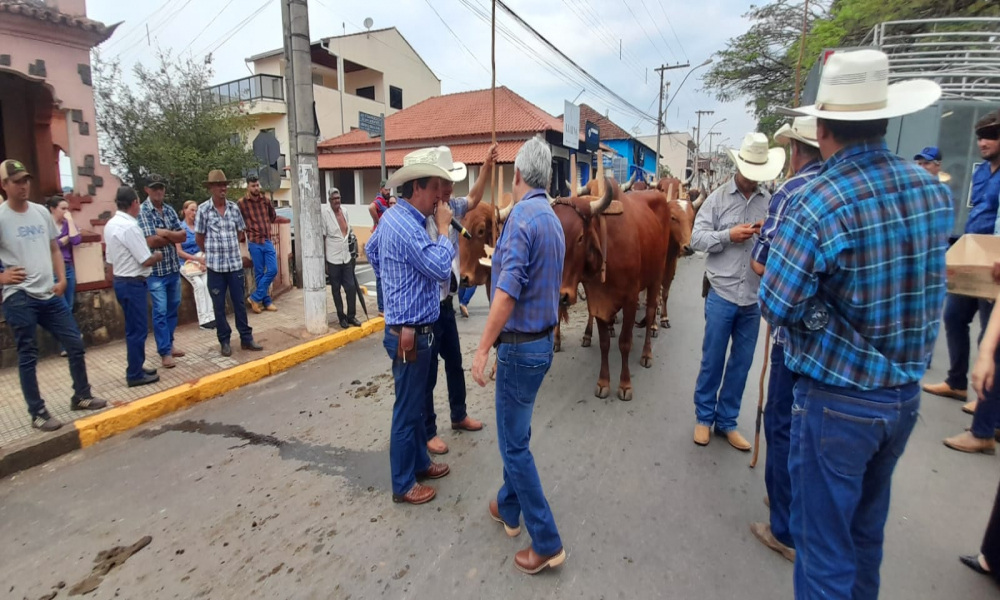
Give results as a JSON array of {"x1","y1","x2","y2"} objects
[{"x1": 74, "y1": 317, "x2": 385, "y2": 448}]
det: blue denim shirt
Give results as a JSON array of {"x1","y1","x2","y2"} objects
[{"x1": 967, "y1": 160, "x2": 1000, "y2": 234}]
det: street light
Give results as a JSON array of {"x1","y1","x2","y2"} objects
[
  {"x1": 663, "y1": 58, "x2": 713, "y2": 115},
  {"x1": 699, "y1": 118, "x2": 727, "y2": 147}
]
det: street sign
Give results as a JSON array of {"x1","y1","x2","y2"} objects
[
  {"x1": 252, "y1": 131, "x2": 283, "y2": 192},
  {"x1": 563, "y1": 101, "x2": 580, "y2": 150},
  {"x1": 359, "y1": 111, "x2": 383, "y2": 138},
  {"x1": 258, "y1": 166, "x2": 281, "y2": 192},
  {"x1": 585, "y1": 121, "x2": 599, "y2": 152}
]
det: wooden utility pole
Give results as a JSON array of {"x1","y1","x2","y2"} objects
[
  {"x1": 653, "y1": 63, "x2": 690, "y2": 178},
  {"x1": 282, "y1": 0, "x2": 328, "y2": 335},
  {"x1": 694, "y1": 110, "x2": 714, "y2": 189}
]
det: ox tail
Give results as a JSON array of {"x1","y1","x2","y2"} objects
[{"x1": 559, "y1": 304, "x2": 570, "y2": 324}]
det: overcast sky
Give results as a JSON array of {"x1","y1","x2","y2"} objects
[{"x1": 86, "y1": 0, "x2": 759, "y2": 152}]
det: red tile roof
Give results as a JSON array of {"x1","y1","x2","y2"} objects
[
  {"x1": 319, "y1": 141, "x2": 523, "y2": 170},
  {"x1": 573, "y1": 104, "x2": 632, "y2": 140},
  {"x1": 0, "y1": 0, "x2": 118, "y2": 44}
]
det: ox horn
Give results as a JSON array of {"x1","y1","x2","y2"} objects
[
  {"x1": 497, "y1": 202, "x2": 514, "y2": 222},
  {"x1": 577, "y1": 184, "x2": 589, "y2": 196},
  {"x1": 691, "y1": 189, "x2": 706, "y2": 211},
  {"x1": 565, "y1": 180, "x2": 575, "y2": 197},
  {"x1": 589, "y1": 177, "x2": 614, "y2": 216},
  {"x1": 620, "y1": 171, "x2": 636, "y2": 192}
]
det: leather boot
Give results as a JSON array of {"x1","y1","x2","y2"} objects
[
  {"x1": 489, "y1": 500, "x2": 520, "y2": 537},
  {"x1": 944, "y1": 431, "x2": 996, "y2": 455},
  {"x1": 750, "y1": 522, "x2": 795, "y2": 563},
  {"x1": 514, "y1": 546, "x2": 566, "y2": 574},
  {"x1": 963, "y1": 400, "x2": 978, "y2": 415},
  {"x1": 392, "y1": 483, "x2": 436, "y2": 505},
  {"x1": 694, "y1": 424, "x2": 710, "y2": 446},
  {"x1": 922, "y1": 381, "x2": 967, "y2": 401}
]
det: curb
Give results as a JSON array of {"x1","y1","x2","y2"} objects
[{"x1": 0, "y1": 318, "x2": 384, "y2": 478}]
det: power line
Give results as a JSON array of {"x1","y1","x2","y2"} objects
[
  {"x1": 196, "y1": 0, "x2": 272, "y2": 60},
  {"x1": 421, "y1": 0, "x2": 491, "y2": 75},
  {"x1": 656, "y1": 0, "x2": 689, "y2": 61},
  {"x1": 619, "y1": 0, "x2": 670, "y2": 62},
  {"x1": 180, "y1": 0, "x2": 242, "y2": 56},
  {"x1": 638, "y1": 0, "x2": 677, "y2": 60},
  {"x1": 110, "y1": 0, "x2": 196, "y2": 60},
  {"x1": 557, "y1": 0, "x2": 645, "y2": 79},
  {"x1": 577, "y1": 0, "x2": 647, "y2": 69},
  {"x1": 102, "y1": 0, "x2": 174, "y2": 51}
]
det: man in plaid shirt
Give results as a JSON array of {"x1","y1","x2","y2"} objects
[
  {"x1": 759, "y1": 50, "x2": 948, "y2": 600},
  {"x1": 238, "y1": 175, "x2": 278, "y2": 314},
  {"x1": 137, "y1": 174, "x2": 188, "y2": 369}
]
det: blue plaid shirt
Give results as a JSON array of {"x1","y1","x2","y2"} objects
[
  {"x1": 137, "y1": 199, "x2": 182, "y2": 276},
  {"x1": 492, "y1": 189, "x2": 565, "y2": 333},
  {"x1": 759, "y1": 140, "x2": 953, "y2": 390},
  {"x1": 366, "y1": 199, "x2": 454, "y2": 326},
  {"x1": 194, "y1": 199, "x2": 246, "y2": 273},
  {"x1": 751, "y1": 159, "x2": 822, "y2": 345}
]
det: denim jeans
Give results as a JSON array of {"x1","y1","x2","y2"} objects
[
  {"x1": 248, "y1": 241, "x2": 278, "y2": 306},
  {"x1": 113, "y1": 278, "x2": 150, "y2": 382},
  {"x1": 790, "y1": 377, "x2": 920, "y2": 600},
  {"x1": 58, "y1": 263, "x2": 76, "y2": 313},
  {"x1": 383, "y1": 327, "x2": 433, "y2": 495},
  {"x1": 944, "y1": 294, "x2": 993, "y2": 390},
  {"x1": 495, "y1": 333, "x2": 562, "y2": 556},
  {"x1": 693, "y1": 288, "x2": 761, "y2": 432},
  {"x1": 971, "y1": 348, "x2": 1000, "y2": 439},
  {"x1": 148, "y1": 271, "x2": 181, "y2": 357},
  {"x1": 207, "y1": 269, "x2": 253, "y2": 345},
  {"x1": 764, "y1": 343, "x2": 796, "y2": 548},
  {"x1": 425, "y1": 299, "x2": 467, "y2": 438},
  {"x1": 458, "y1": 285, "x2": 476, "y2": 307},
  {"x1": 2, "y1": 291, "x2": 91, "y2": 417}
]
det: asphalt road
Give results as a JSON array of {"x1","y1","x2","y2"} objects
[{"x1": 1, "y1": 256, "x2": 998, "y2": 600}]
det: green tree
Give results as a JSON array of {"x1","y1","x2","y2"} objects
[{"x1": 93, "y1": 51, "x2": 259, "y2": 210}]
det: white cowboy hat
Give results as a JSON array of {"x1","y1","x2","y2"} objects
[
  {"x1": 778, "y1": 49, "x2": 941, "y2": 121},
  {"x1": 773, "y1": 117, "x2": 819, "y2": 148},
  {"x1": 726, "y1": 133, "x2": 786, "y2": 182},
  {"x1": 385, "y1": 146, "x2": 467, "y2": 189}
]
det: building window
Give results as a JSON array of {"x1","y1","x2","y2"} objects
[
  {"x1": 356, "y1": 86, "x2": 375, "y2": 100},
  {"x1": 389, "y1": 85, "x2": 403, "y2": 110}
]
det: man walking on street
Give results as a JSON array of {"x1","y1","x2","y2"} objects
[
  {"x1": 760, "y1": 50, "x2": 948, "y2": 600},
  {"x1": 690, "y1": 132, "x2": 783, "y2": 450},
  {"x1": 424, "y1": 144, "x2": 496, "y2": 456},
  {"x1": 471, "y1": 136, "x2": 566, "y2": 575},
  {"x1": 195, "y1": 170, "x2": 263, "y2": 357},
  {"x1": 369, "y1": 179, "x2": 392, "y2": 316},
  {"x1": 366, "y1": 148, "x2": 455, "y2": 506},
  {"x1": 106, "y1": 186, "x2": 164, "y2": 388},
  {"x1": 0, "y1": 159, "x2": 107, "y2": 431},
  {"x1": 321, "y1": 188, "x2": 360, "y2": 329},
  {"x1": 748, "y1": 116, "x2": 823, "y2": 563},
  {"x1": 239, "y1": 175, "x2": 278, "y2": 314},
  {"x1": 137, "y1": 174, "x2": 187, "y2": 369}
]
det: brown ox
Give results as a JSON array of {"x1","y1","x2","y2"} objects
[
  {"x1": 458, "y1": 202, "x2": 499, "y2": 291},
  {"x1": 554, "y1": 178, "x2": 671, "y2": 400}
]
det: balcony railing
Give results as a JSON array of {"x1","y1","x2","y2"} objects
[{"x1": 204, "y1": 74, "x2": 285, "y2": 107}]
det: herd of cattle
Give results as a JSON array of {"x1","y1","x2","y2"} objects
[{"x1": 456, "y1": 166, "x2": 706, "y2": 402}]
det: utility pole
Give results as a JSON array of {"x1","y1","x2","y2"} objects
[
  {"x1": 694, "y1": 110, "x2": 713, "y2": 189},
  {"x1": 282, "y1": 0, "x2": 302, "y2": 288},
  {"x1": 707, "y1": 131, "x2": 721, "y2": 188},
  {"x1": 653, "y1": 63, "x2": 689, "y2": 179},
  {"x1": 283, "y1": 0, "x2": 328, "y2": 335}
]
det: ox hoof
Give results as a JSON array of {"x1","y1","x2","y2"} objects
[
  {"x1": 581, "y1": 336, "x2": 592, "y2": 348},
  {"x1": 640, "y1": 356, "x2": 653, "y2": 369},
  {"x1": 553, "y1": 341, "x2": 562, "y2": 353},
  {"x1": 660, "y1": 318, "x2": 671, "y2": 329},
  {"x1": 651, "y1": 328, "x2": 658, "y2": 338},
  {"x1": 617, "y1": 387, "x2": 633, "y2": 401},
  {"x1": 595, "y1": 384, "x2": 610, "y2": 399}
]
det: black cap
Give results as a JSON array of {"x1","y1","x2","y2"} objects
[
  {"x1": 246, "y1": 174, "x2": 260, "y2": 183},
  {"x1": 975, "y1": 110, "x2": 1000, "y2": 134},
  {"x1": 146, "y1": 173, "x2": 167, "y2": 189}
]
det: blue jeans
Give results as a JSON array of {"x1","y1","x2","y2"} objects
[
  {"x1": 790, "y1": 377, "x2": 920, "y2": 600},
  {"x1": 248, "y1": 241, "x2": 278, "y2": 306},
  {"x1": 425, "y1": 299, "x2": 468, "y2": 438},
  {"x1": 764, "y1": 343, "x2": 796, "y2": 548},
  {"x1": 148, "y1": 272, "x2": 181, "y2": 357},
  {"x1": 2, "y1": 291, "x2": 91, "y2": 417},
  {"x1": 972, "y1": 348, "x2": 1000, "y2": 439},
  {"x1": 383, "y1": 327, "x2": 433, "y2": 495},
  {"x1": 207, "y1": 269, "x2": 253, "y2": 345},
  {"x1": 376, "y1": 276, "x2": 384, "y2": 313},
  {"x1": 58, "y1": 263, "x2": 76, "y2": 313},
  {"x1": 693, "y1": 288, "x2": 761, "y2": 432},
  {"x1": 944, "y1": 293, "x2": 993, "y2": 390},
  {"x1": 495, "y1": 333, "x2": 562, "y2": 556},
  {"x1": 458, "y1": 285, "x2": 476, "y2": 307},
  {"x1": 113, "y1": 278, "x2": 150, "y2": 383}
]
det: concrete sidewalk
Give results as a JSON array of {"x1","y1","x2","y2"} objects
[{"x1": 0, "y1": 287, "x2": 378, "y2": 449}]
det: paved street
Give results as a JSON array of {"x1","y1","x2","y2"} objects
[{"x1": 1, "y1": 256, "x2": 998, "y2": 599}]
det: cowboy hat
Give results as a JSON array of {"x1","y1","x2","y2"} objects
[
  {"x1": 203, "y1": 169, "x2": 230, "y2": 186},
  {"x1": 385, "y1": 147, "x2": 467, "y2": 189},
  {"x1": 727, "y1": 133, "x2": 786, "y2": 182},
  {"x1": 773, "y1": 117, "x2": 819, "y2": 148},
  {"x1": 779, "y1": 50, "x2": 941, "y2": 121}
]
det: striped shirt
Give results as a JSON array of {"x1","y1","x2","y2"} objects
[
  {"x1": 365, "y1": 199, "x2": 454, "y2": 325},
  {"x1": 194, "y1": 199, "x2": 246, "y2": 273},
  {"x1": 759, "y1": 140, "x2": 953, "y2": 390},
  {"x1": 426, "y1": 196, "x2": 469, "y2": 300},
  {"x1": 238, "y1": 194, "x2": 276, "y2": 244},
  {"x1": 492, "y1": 189, "x2": 565, "y2": 333},
  {"x1": 137, "y1": 199, "x2": 182, "y2": 277}
]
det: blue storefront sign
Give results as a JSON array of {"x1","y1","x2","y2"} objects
[{"x1": 585, "y1": 121, "x2": 600, "y2": 152}]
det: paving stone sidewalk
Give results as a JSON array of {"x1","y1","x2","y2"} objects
[{"x1": 0, "y1": 288, "x2": 377, "y2": 447}]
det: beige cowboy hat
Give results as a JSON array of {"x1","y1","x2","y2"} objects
[
  {"x1": 203, "y1": 169, "x2": 231, "y2": 186},
  {"x1": 779, "y1": 49, "x2": 941, "y2": 121},
  {"x1": 773, "y1": 117, "x2": 819, "y2": 148},
  {"x1": 727, "y1": 133, "x2": 786, "y2": 182},
  {"x1": 386, "y1": 147, "x2": 467, "y2": 189}
]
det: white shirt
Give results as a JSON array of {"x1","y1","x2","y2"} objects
[
  {"x1": 321, "y1": 203, "x2": 352, "y2": 265},
  {"x1": 105, "y1": 211, "x2": 153, "y2": 278}
]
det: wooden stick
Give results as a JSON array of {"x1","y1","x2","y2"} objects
[
  {"x1": 491, "y1": 0, "x2": 499, "y2": 246},
  {"x1": 750, "y1": 323, "x2": 772, "y2": 468},
  {"x1": 792, "y1": 0, "x2": 809, "y2": 109},
  {"x1": 570, "y1": 154, "x2": 577, "y2": 197}
]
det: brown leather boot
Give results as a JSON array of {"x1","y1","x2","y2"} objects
[
  {"x1": 944, "y1": 431, "x2": 996, "y2": 455},
  {"x1": 514, "y1": 546, "x2": 566, "y2": 574},
  {"x1": 392, "y1": 483, "x2": 436, "y2": 505},
  {"x1": 722, "y1": 430, "x2": 752, "y2": 452},
  {"x1": 922, "y1": 381, "x2": 967, "y2": 401},
  {"x1": 488, "y1": 500, "x2": 520, "y2": 537},
  {"x1": 694, "y1": 424, "x2": 710, "y2": 446},
  {"x1": 427, "y1": 436, "x2": 449, "y2": 455},
  {"x1": 750, "y1": 522, "x2": 796, "y2": 563},
  {"x1": 963, "y1": 400, "x2": 978, "y2": 415},
  {"x1": 417, "y1": 462, "x2": 450, "y2": 480},
  {"x1": 451, "y1": 416, "x2": 483, "y2": 431}
]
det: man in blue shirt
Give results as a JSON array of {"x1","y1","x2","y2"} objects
[
  {"x1": 471, "y1": 136, "x2": 566, "y2": 575},
  {"x1": 924, "y1": 112, "x2": 1000, "y2": 418},
  {"x1": 748, "y1": 116, "x2": 823, "y2": 563},
  {"x1": 366, "y1": 148, "x2": 456, "y2": 506}
]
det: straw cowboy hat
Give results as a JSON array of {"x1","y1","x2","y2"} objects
[
  {"x1": 779, "y1": 49, "x2": 941, "y2": 121},
  {"x1": 773, "y1": 117, "x2": 819, "y2": 148},
  {"x1": 727, "y1": 133, "x2": 786, "y2": 182},
  {"x1": 203, "y1": 169, "x2": 231, "y2": 186},
  {"x1": 385, "y1": 147, "x2": 467, "y2": 189}
]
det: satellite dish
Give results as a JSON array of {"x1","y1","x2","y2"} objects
[{"x1": 363, "y1": 17, "x2": 373, "y2": 30}]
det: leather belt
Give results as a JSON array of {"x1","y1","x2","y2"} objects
[
  {"x1": 494, "y1": 327, "x2": 553, "y2": 348},
  {"x1": 389, "y1": 324, "x2": 433, "y2": 335},
  {"x1": 114, "y1": 275, "x2": 147, "y2": 283}
]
